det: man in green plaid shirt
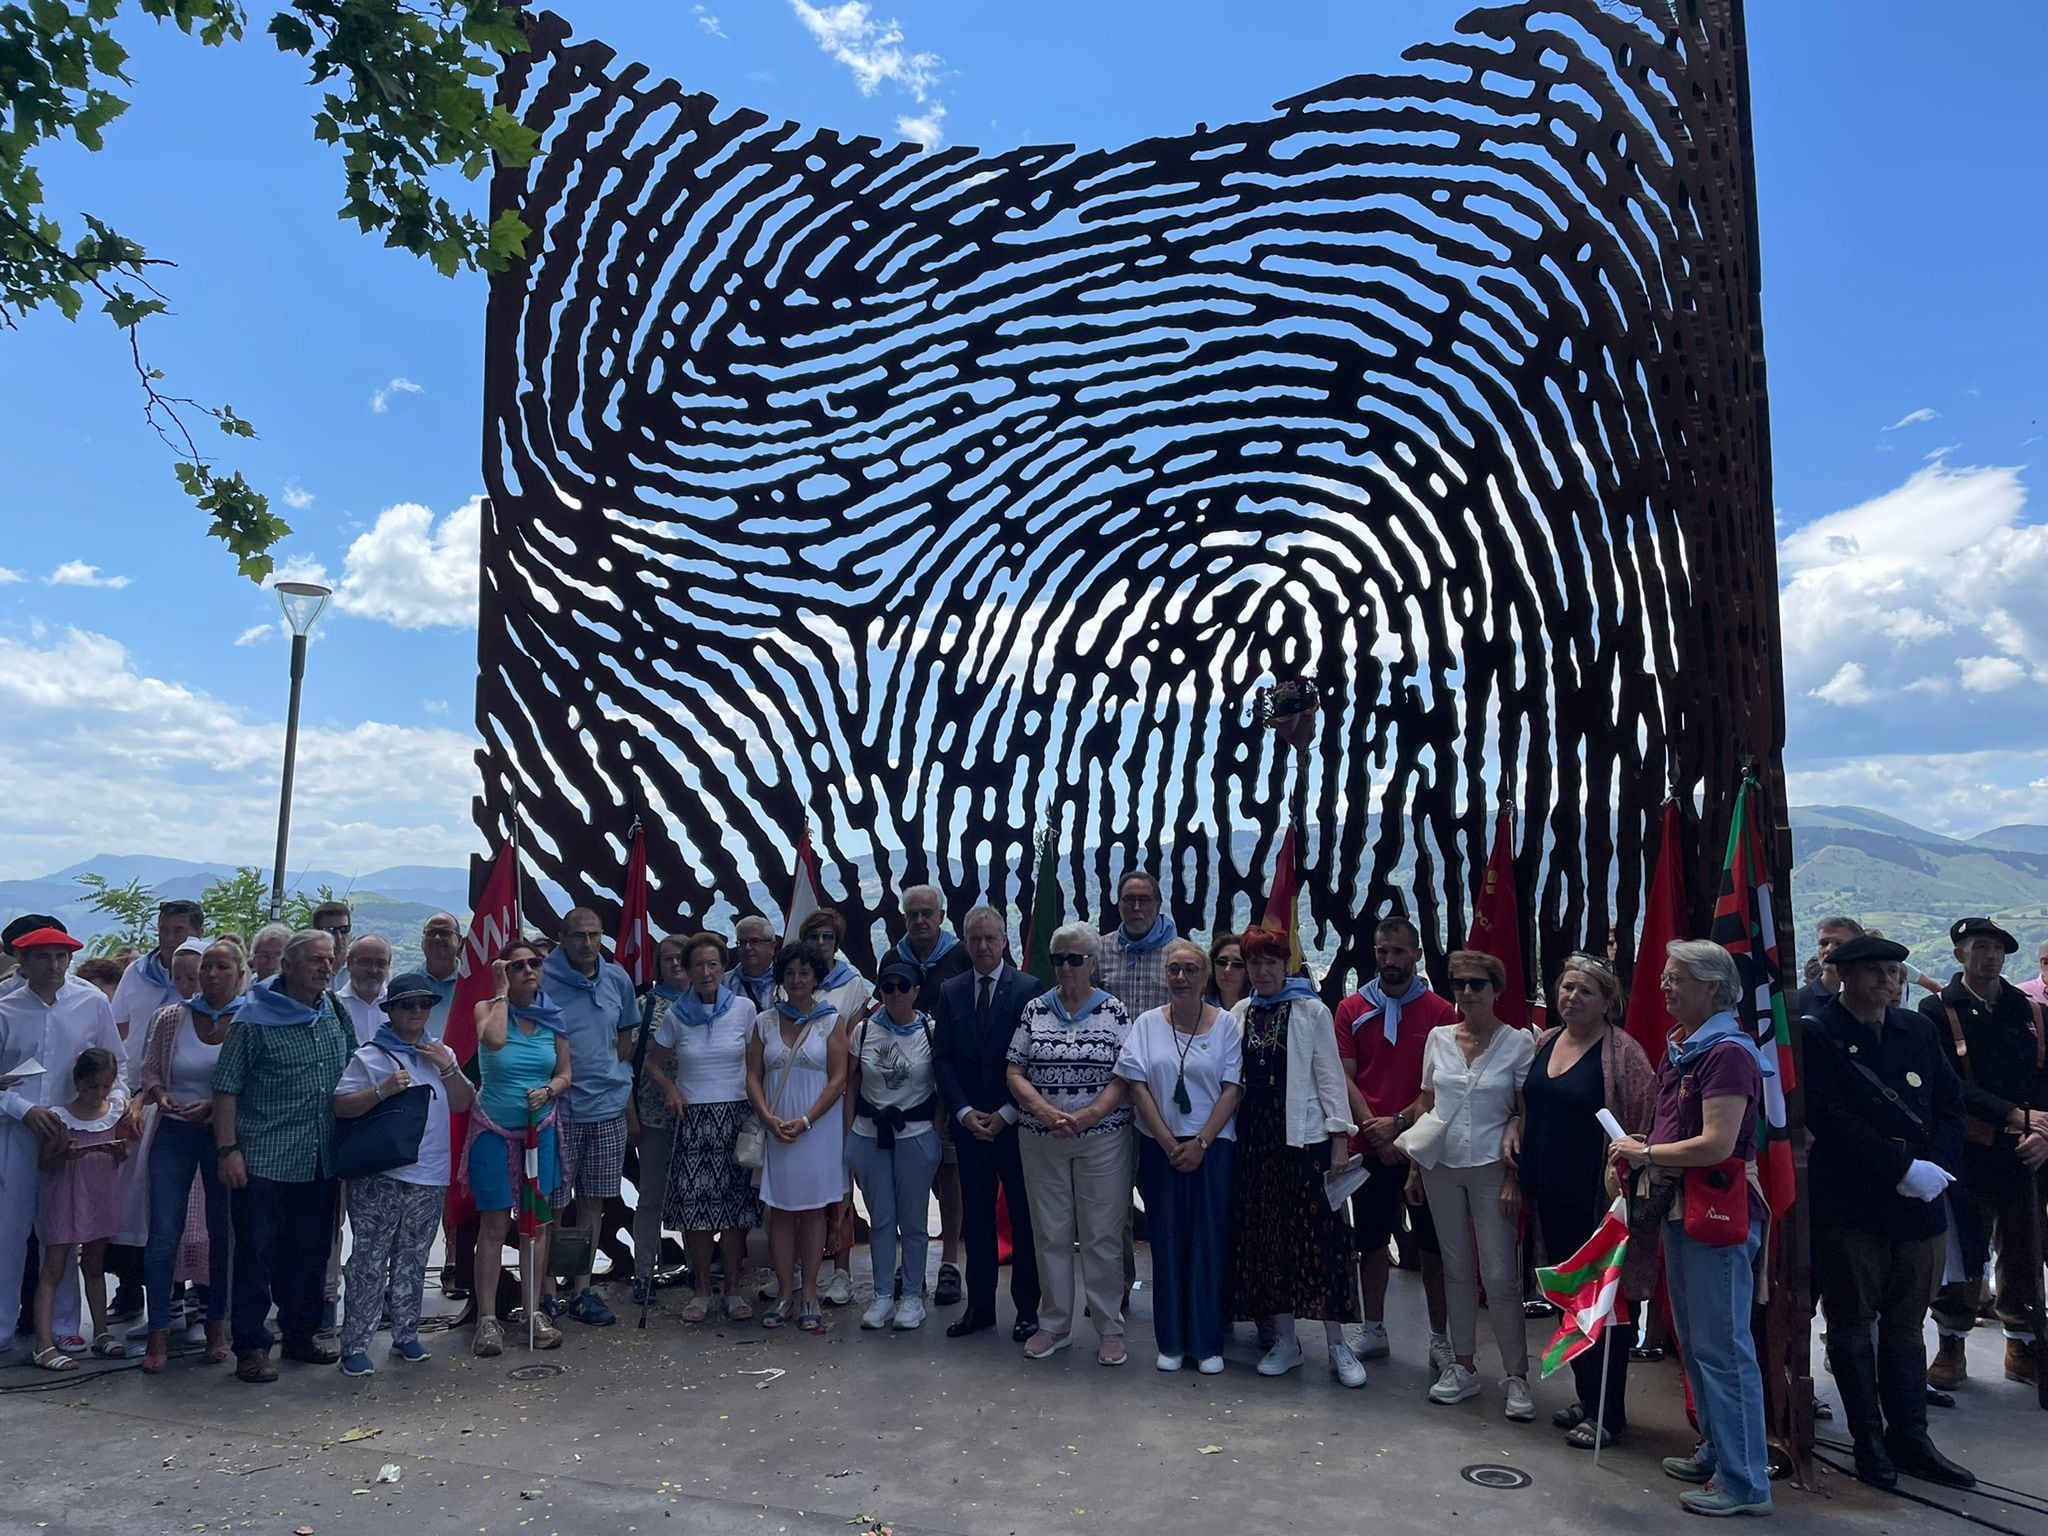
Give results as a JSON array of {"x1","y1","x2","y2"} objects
[{"x1": 213, "y1": 930, "x2": 354, "y2": 1383}]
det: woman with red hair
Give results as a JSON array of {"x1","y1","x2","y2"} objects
[{"x1": 1222, "y1": 928, "x2": 1364, "y2": 1386}]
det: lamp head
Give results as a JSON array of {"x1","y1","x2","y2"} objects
[{"x1": 274, "y1": 580, "x2": 332, "y2": 637}]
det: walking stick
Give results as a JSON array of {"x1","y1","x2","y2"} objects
[{"x1": 2026, "y1": 1094, "x2": 2048, "y2": 1410}]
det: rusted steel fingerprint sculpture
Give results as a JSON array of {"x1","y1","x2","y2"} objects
[{"x1": 476, "y1": 0, "x2": 1783, "y2": 986}]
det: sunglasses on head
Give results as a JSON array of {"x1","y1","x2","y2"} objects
[
  {"x1": 878, "y1": 978, "x2": 916, "y2": 994},
  {"x1": 1050, "y1": 952, "x2": 1089, "y2": 968},
  {"x1": 1451, "y1": 976, "x2": 1493, "y2": 991}
]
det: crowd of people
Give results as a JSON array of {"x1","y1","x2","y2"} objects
[{"x1": 0, "y1": 880, "x2": 2043, "y2": 1519}]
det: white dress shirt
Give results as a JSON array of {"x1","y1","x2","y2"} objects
[
  {"x1": 337, "y1": 985, "x2": 389, "y2": 1047},
  {"x1": 0, "y1": 976, "x2": 128, "y2": 1123}
]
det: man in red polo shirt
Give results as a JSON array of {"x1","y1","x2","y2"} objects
[{"x1": 1335, "y1": 916, "x2": 1455, "y2": 1370}]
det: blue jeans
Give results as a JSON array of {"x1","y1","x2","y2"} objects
[
  {"x1": 144, "y1": 1116, "x2": 232, "y2": 1332},
  {"x1": 846, "y1": 1130, "x2": 943, "y2": 1300},
  {"x1": 1138, "y1": 1136, "x2": 1235, "y2": 1360},
  {"x1": 1665, "y1": 1214, "x2": 1770, "y2": 1503}
]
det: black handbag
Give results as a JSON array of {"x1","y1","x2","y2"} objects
[{"x1": 331, "y1": 1046, "x2": 433, "y2": 1180}]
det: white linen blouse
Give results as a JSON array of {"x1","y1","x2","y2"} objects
[{"x1": 1421, "y1": 1022, "x2": 1537, "y2": 1169}]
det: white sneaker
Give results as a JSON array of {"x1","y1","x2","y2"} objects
[
  {"x1": 1352, "y1": 1321, "x2": 1390, "y2": 1360},
  {"x1": 1157, "y1": 1351, "x2": 1184, "y2": 1372},
  {"x1": 1427, "y1": 1333, "x2": 1454, "y2": 1375},
  {"x1": 1428, "y1": 1362, "x2": 1481, "y2": 1404},
  {"x1": 759, "y1": 1273, "x2": 781, "y2": 1301},
  {"x1": 1329, "y1": 1343, "x2": 1368, "y2": 1388},
  {"x1": 1503, "y1": 1376, "x2": 1536, "y2": 1421},
  {"x1": 892, "y1": 1296, "x2": 927, "y2": 1330},
  {"x1": 1256, "y1": 1335, "x2": 1304, "y2": 1376},
  {"x1": 819, "y1": 1267, "x2": 853, "y2": 1306},
  {"x1": 861, "y1": 1295, "x2": 895, "y2": 1330},
  {"x1": 1196, "y1": 1354, "x2": 1226, "y2": 1375}
]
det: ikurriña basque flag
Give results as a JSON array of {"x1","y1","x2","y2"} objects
[
  {"x1": 1536, "y1": 1196, "x2": 1630, "y2": 1376},
  {"x1": 1709, "y1": 771, "x2": 1796, "y2": 1221}
]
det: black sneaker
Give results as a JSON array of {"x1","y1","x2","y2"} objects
[{"x1": 933, "y1": 1263, "x2": 963, "y2": 1307}]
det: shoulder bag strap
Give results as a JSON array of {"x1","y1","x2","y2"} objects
[
  {"x1": 1942, "y1": 1005, "x2": 1977, "y2": 1082},
  {"x1": 1843, "y1": 1052, "x2": 1927, "y2": 1139},
  {"x1": 2028, "y1": 999, "x2": 2046, "y2": 1071}
]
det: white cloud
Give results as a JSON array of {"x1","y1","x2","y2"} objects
[
  {"x1": 282, "y1": 481, "x2": 316, "y2": 510},
  {"x1": 46, "y1": 561, "x2": 131, "y2": 589},
  {"x1": 1957, "y1": 654, "x2": 2028, "y2": 692},
  {"x1": 233, "y1": 623, "x2": 275, "y2": 647},
  {"x1": 693, "y1": 4, "x2": 725, "y2": 36},
  {"x1": 0, "y1": 567, "x2": 23, "y2": 585},
  {"x1": 1881, "y1": 407, "x2": 1939, "y2": 432},
  {"x1": 790, "y1": 1, "x2": 947, "y2": 146},
  {"x1": 0, "y1": 626, "x2": 482, "y2": 879},
  {"x1": 369, "y1": 377, "x2": 424, "y2": 414},
  {"x1": 1809, "y1": 661, "x2": 1872, "y2": 706},
  {"x1": 333, "y1": 496, "x2": 482, "y2": 630},
  {"x1": 1786, "y1": 750, "x2": 2048, "y2": 838},
  {"x1": 898, "y1": 104, "x2": 947, "y2": 149}
]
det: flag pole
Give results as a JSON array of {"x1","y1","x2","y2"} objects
[
  {"x1": 1591, "y1": 1324, "x2": 1615, "y2": 1469},
  {"x1": 525, "y1": 1106, "x2": 536, "y2": 1353}
]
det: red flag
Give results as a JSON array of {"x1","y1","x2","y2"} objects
[
  {"x1": 783, "y1": 825, "x2": 823, "y2": 942},
  {"x1": 1626, "y1": 800, "x2": 1688, "y2": 1070},
  {"x1": 445, "y1": 835, "x2": 520, "y2": 1229},
  {"x1": 616, "y1": 820, "x2": 652, "y2": 988},
  {"x1": 1466, "y1": 810, "x2": 1529, "y2": 1029},
  {"x1": 1257, "y1": 825, "x2": 1305, "y2": 972}
]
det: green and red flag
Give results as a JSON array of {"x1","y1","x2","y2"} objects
[
  {"x1": 1535, "y1": 1195, "x2": 1630, "y2": 1377},
  {"x1": 1708, "y1": 772, "x2": 1796, "y2": 1221},
  {"x1": 518, "y1": 1115, "x2": 554, "y2": 1240},
  {"x1": 1022, "y1": 831, "x2": 1062, "y2": 988}
]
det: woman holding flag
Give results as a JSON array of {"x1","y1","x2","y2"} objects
[
  {"x1": 1520, "y1": 953, "x2": 1656, "y2": 1448},
  {"x1": 464, "y1": 939, "x2": 572, "y2": 1357}
]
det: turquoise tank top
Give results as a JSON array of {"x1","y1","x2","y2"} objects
[{"x1": 482, "y1": 1019, "x2": 559, "y2": 1127}]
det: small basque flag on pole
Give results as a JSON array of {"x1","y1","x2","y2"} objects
[{"x1": 1535, "y1": 1195, "x2": 1630, "y2": 1377}]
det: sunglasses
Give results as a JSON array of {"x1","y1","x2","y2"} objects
[
  {"x1": 504, "y1": 958, "x2": 541, "y2": 972},
  {"x1": 1050, "y1": 953, "x2": 1089, "y2": 968},
  {"x1": 878, "y1": 978, "x2": 916, "y2": 994},
  {"x1": 1214, "y1": 957, "x2": 1246, "y2": 971},
  {"x1": 388, "y1": 998, "x2": 434, "y2": 1012},
  {"x1": 1450, "y1": 976, "x2": 1493, "y2": 992},
  {"x1": 1164, "y1": 963, "x2": 1204, "y2": 977}
]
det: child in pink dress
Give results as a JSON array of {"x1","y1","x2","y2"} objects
[{"x1": 33, "y1": 1048, "x2": 129, "y2": 1371}]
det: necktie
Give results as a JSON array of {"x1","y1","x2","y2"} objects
[{"x1": 976, "y1": 974, "x2": 992, "y2": 1037}]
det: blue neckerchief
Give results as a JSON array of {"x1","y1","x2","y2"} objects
[
  {"x1": 672, "y1": 987, "x2": 735, "y2": 1027},
  {"x1": 1115, "y1": 913, "x2": 1178, "y2": 953},
  {"x1": 1043, "y1": 987, "x2": 1114, "y2": 1026},
  {"x1": 876, "y1": 1006, "x2": 928, "y2": 1038},
  {"x1": 1667, "y1": 1009, "x2": 1774, "y2": 1077},
  {"x1": 370, "y1": 1024, "x2": 435, "y2": 1064},
  {"x1": 542, "y1": 947, "x2": 599, "y2": 996},
  {"x1": 651, "y1": 982, "x2": 685, "y2": 1005},
  {"x1": 893, "y1": 931, "x2": 959, "y2": 974},
  {"x1": 140, "y1": 948, "x2": 183, "y2": 1010},
  {"x1": 819, "y1": 959, "x2": 858, "y2": 991},
  {"x1": 509, "y1": 991, "x2": 569, "y2": 1034},
  {"x1": 726, "y1": 969, "x2": 774, "y2": 1010},
  {"x1": 240, "y1": 975, "x2": 320, "y2": 1028},
  {"x1": 778, "y1": 1000, "x2": 838, "y2": 1026},
  {"x1": 1254, "y1": 975, "x2": 1319, "y2": 1006},
  {"x1": 1358, "y1": 974, "x2": 1427, "y2": 1045},
  {"x1": 187, "y1": 992, "x2": 245, "y2": 1023}
]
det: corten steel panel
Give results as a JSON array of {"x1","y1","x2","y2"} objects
[{"x1": 474, "y1": 0, "x2": 1784, "y2": 991}]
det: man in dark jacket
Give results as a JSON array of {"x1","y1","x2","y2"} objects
[
  {"x1": 1919, "y1": 917, "x2": 2048, "y2": 1389},
  {"x1": 931, "y1": 905, "x2": 1046, "y2": 1341},
  {"x1": 1806, "y1": 936, "x2": 1972, "y2": 1489}
]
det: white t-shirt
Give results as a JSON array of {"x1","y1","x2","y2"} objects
[
  {"x1": 167, "y1": 1014, "x2": 221, "y2": 1105},
  {"x1": 336, "y1": 1041, "x2": 452, "y2": 1187},
  {"x1": 1421, "y1": 1022, "x2": 1537, "y2": 1170},
  {"x1": 1115, "y1": 1006, "x2": 1245, "y2": 1141},
  {"x1": 653, "y1": 993, "x2": 757, "y2": 1104},
  {"x1": 852, "y1": 1013, "x2": 937, "y2": 1139}
]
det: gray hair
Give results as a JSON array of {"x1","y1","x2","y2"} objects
[
  {"x1": 901, "y1": 884, "x2": 943, "y2": 913},
  {"x1": 1164, "y1": 939, "x2": 1208, "y2": 970},
  {"x1": 961, "y1": 905, "x2": 1006, "y2": 939},
  {"x1": 1050, "y1": 923, "x2": 1099, "y2": 957},
  {"x1": 282, "y1": 929, "x2": 337, "y2": 968},
  {"x1": 1666, "y1": 940, "x2": 1743, "y2": 1011},
  {"x1": 251, "y1": 922, "x2": 291, "y2": 952},
  {"x1": 734, "y1": 914, "x2": 774, "y2": 939}
]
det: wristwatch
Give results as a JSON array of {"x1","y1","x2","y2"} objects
[
  {"x1": 1392, "y1": 1111, "x2": 1411, "y2": 1133},
  {"x1": 1196, "y1": 1134, "x2": 1211, "y2": 1151},
  {"x1": 214, "y1": 1143, "x2": 240, "y2": 1159}
]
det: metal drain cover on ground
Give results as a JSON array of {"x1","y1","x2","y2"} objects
[
  {"x1": 1460, "y1": 1465, "x2": 1533, "y2": 1490},
  {"x1": 508, "y1": 1363, "x2": 564, "y2": 1381}
]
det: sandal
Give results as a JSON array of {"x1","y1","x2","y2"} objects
[
  {"x1": 1566, "y1": 1421, "x2": 1620, "y2": 1450},
  {"x1": 680, "y1": 1295, "x2": 713, "y2": 1323},
  {"x1": 91, "y1": 1332, "x2": 126, "y2": 1359},
  {"x1": 797, "y1": 1308, "x2": 826, "y2": 1337},
  {"x1": 1553, "y1": 1402, "x2": 1587, "y2": 1430},
  {"x1": 723, "y1": 1294, "x2": 754, "y2": 1321},
  {"x1": 760, "y1": 1299, "x2": 795, "y2": 1330},
  {"x1": 204, "y1": 1324, "x2": 232, "y2": 1364},
  {"x1": 31, "y1": 1347, "x2": 78, "y2": 1372}
]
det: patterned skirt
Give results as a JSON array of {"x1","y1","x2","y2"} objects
[{"x1": 664, "y1": 1099, "x2": 762, "y2": 1233}]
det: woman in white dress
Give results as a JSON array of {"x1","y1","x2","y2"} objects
[{"x1": 746, "y1": 942, "x2": 849, "y2": 1335}]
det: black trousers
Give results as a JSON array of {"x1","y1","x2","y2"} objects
[
  {"x1": 955, "y1": 1121, "x2": 1039, "y2": 1321},
  {"x1": 231, "y1": 1175, "x2": 336, "y2": 1355},
  {"x1": 1534, "y1": 1188, "x2": 1630, "y2": 1430},
  {"x1": 1819, "y1": 1227, "x2": 1940, "y2": 1449}
]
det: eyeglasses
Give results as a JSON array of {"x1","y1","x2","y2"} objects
[
  {"x1": 1050, "y1": 953, "x2": 1089, "y2": 968},
  {"x1": 878, "y1": 979, "x2": 916, "y2": 994},
  {"x1": 504, "y1": 958, "x2": 541, "y2": 973},
  {"x1": 801, "y1": 933, "x2": 834, "y2": 946},
  {"x1": 738, "y1": 935, "x2": 774, "y2": 946},
  {"x1": 1164, "y1": 963, "x2": 1204, "y2": 977},
  {"x1": 1450, "y1": 976, "x2": 1493, "y2": 992},
  {"x1": 1215, "y1": 957, "x2": 1246, "y2": 971},
  {"x1": 322, "y1": 924, "x2": 352, "y2": 938}
]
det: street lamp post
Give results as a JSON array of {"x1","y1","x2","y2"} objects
[{"x1": 268, "y1": 581, "x2": 333, "y2": 922}]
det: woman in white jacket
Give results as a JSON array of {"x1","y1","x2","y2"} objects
[{"x1": 1222, "y1": 928, "x2": 1365, "y2": 1387}]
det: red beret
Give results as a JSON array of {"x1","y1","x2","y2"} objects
[{"x1": 10, "y1": 927, "x2": 82, "y2": 953}]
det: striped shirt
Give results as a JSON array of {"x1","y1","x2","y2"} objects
[{"x1": 210, "y1": 993, "x2": 354, "y2": 1182}]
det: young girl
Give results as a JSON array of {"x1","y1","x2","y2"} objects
[{"x1": 33, "y1": 1048, "x2": 129, "y2": 1371}]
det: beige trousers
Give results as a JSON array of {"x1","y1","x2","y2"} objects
[{"x1": 1019, "y1": 1126, "x2": 1135, "y2": 1338}]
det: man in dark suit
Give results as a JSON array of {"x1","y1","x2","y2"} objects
[{"x1": 932, "y1": 905, "x2": 1046, "y2": 1340}]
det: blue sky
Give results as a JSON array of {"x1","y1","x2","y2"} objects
[{"x1": 1, "y1": 0, "x2": 2043, "y2": 880}]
